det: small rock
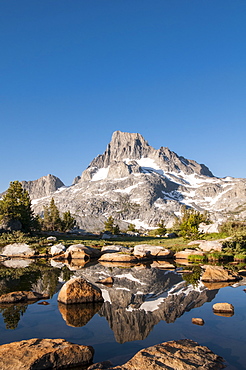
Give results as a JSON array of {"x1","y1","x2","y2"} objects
[
  {"x1": 96, "y1": 277, "x2": 114, "y2": 285},
  {"x1": 192, "y1": 318, "x2": 205, "y2": 325},
  {"x1": 50, "y1": 243, "x2": 66, "y2": 256},
  {"x1": 213, "y1": 302, "x2": 234, "y2": 314},
  {"x1": 37, "y1": 301, "x2": 49, "y2": 305},
  {"x1": 47, "y1": 236, "x2": 57, "y2": 241}
]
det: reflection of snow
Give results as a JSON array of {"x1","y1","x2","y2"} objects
[
  {"x1": 101, "y1": 289, "x2": 112, "y2": 303},
  {"x1": 115, "y1": 273, "x2": 146, "y2": 285}
]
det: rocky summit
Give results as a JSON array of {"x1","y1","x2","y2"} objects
[{"x1": 19, "y1": 130, "x2": 246, "y2": 232}]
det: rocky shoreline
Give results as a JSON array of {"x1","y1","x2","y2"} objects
[{"x1": 0, "y1": 337, "x2": 226, "y2": 370}]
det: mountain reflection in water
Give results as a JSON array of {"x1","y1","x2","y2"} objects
[{"x1": 0, "y1": 260, "x2": 245, "y2": 369}]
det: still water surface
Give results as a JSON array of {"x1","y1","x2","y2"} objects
[{"x1": 0, "y1": 260, "x2": 246, "y2": 369}]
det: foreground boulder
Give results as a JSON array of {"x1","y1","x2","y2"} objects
[
  {"x1": 0, "y1": 338, "x2": 94, "y2": 370},
  {"x1": 0, "y1": 291, "x2": 49, "y2": 303},
  {"x1": 201, "y1": 265, "x2": 241, "y2": 282},
  {"x1": 89, "y1": 339, "x2": 225, "y2": 369},
  {"x1": 1, "y1": 243, "x2": 35, "y2": 258},
  {"x1": 58, "y1": 277, "x2": 104, "y2": 304},
  {"x1": 133, "y1": 244, "x2": 174, "y2": 259}
]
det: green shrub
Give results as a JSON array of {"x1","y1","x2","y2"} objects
[
  {"x1": 234, "y1": 254, "x2": 246, "y2": 262},
  {"x1": 188, "y1": 254, "x2": 207, "y2": 262}
]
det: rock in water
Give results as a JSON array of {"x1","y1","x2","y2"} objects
[
  {"x1": 0, "y1": 338, "x2": 94, "y2": 370},
  {"x1": 213, "y1": 302, "x2": 234, "y2": 314},
  {"x1": 57, "y1": 277, "x2": 104, "y2": 304},
  {"x1": 0, "y1": 291, "x2": 49, "y2": 303},
  {"x1": 90, "y1": 339, "x2": 225, "y2": 369}
]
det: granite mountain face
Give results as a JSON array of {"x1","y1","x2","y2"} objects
[{"x1": 15, "y1": 131, "x2": 246, "y2": 231}]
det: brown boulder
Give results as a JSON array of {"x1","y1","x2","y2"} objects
[
  {"x1": 98, "y1": 253, "x2": 138, "y2": 263},
  {"x1": 213, "y1": 302, "x2": 234, "y2": 314},
  {"x1": 192, "y1": 318, "x2": 205, "y2": 325},
  {"x1": 91, "y1": 339, "x2": 225, "y2": 369},
  {"x1": 201, "y1": 265, "x2": 241, "y2": 282},
  {"x1": 64, "y1": 244, "x2": 102, "y2": 261},
  {"x1": 133, "y1": 244, "x2": 173, "y2": 259},
  {"x1": 57, "y1": 277, "x2": 104, "y2": 304},
  {"x1": 0, "y1": 291, "x2": 49, "y2": 304},
  {"x1": 0, "y1": 338, "x2": 94, "y2": 370}
]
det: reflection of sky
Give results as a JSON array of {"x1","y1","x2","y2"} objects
[{"x1": 0, "y1": 280, "x2": 245, "y2": 369}]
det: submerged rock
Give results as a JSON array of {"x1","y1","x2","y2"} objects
[
  {"x1": 91, "y1": 339, "x2": 225, "y2": 369},
  {"x1": 0, "y1": 338, "x2": 94, "y2": 370},
  {"x1": 57, "y1": 277, "x2": 104, "y2": 304}
]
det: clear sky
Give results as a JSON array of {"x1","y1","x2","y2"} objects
[{"x1": 1, "y1": 0, "x2": 246, "y2": 192}]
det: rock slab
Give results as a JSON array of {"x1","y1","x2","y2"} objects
[
  {"x1": 0, "y1": 338, "x2": 94, "y2": 370},
  {"x1": 58, "y1": 277, "x2": 104, "y2": 304},
  {"x1": 0, "y1": 291, "x2": 49, "y2": 303},
  {"x1": 91, "y1": 339, "x2": 225, "y2": 369}
]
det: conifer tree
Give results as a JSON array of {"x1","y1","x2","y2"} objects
[
  {"x1": 61, "y1": 211, "x2": 76, "y2": 232},
  {"x1": 0, "y1": 181, "x2": 34, "y2": 232}
]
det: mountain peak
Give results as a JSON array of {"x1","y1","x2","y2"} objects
[{"x1": 81, "y1": 131, "x2": 213, "y2": 181}]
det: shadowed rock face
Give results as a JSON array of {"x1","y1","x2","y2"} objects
[{"x1": 75, "y1": 264, "x2": 218, "y2": 343}]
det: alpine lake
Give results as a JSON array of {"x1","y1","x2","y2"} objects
[{"x1": 0, "y1": 252, "x2": 246, "y2": 370}]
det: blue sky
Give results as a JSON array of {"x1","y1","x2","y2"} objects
[{"x1": 1, "y1": 0, "x2": 246, "y2": 192}]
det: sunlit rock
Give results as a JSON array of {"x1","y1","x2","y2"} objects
[
  {"x1": 0, "y1": 338, "x2": 94, "y2": 370},
  {"x1": 57, "y1": 277, "x2": 103, "y2": 304}
]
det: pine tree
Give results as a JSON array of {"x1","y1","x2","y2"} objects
[
  {"x1": 179, "y1": 207, "x2": 210, "y2": 239},
  {"x1": 61, "y1": 211, "x2": 76, "y2": 232},
  {"x1": 104, "y1": 216, "x2": 120, "y2": 235},
  {"x1": 0, "y1": 181, "x2": 35, "y2": 232},
  {"x1": 42, "y1": 198, "x2": 61, "y2": 231}
]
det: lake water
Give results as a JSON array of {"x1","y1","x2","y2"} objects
[{"x1": 0, "y1": 259, "x2": 246, "y2": 370}]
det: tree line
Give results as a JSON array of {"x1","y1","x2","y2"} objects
[
  {"x1": 0, "y1": 180, "x2": 211, "y2": 238},
  {"x1": 0, "y1": 181, "x2": 76, "y2": 233}
]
